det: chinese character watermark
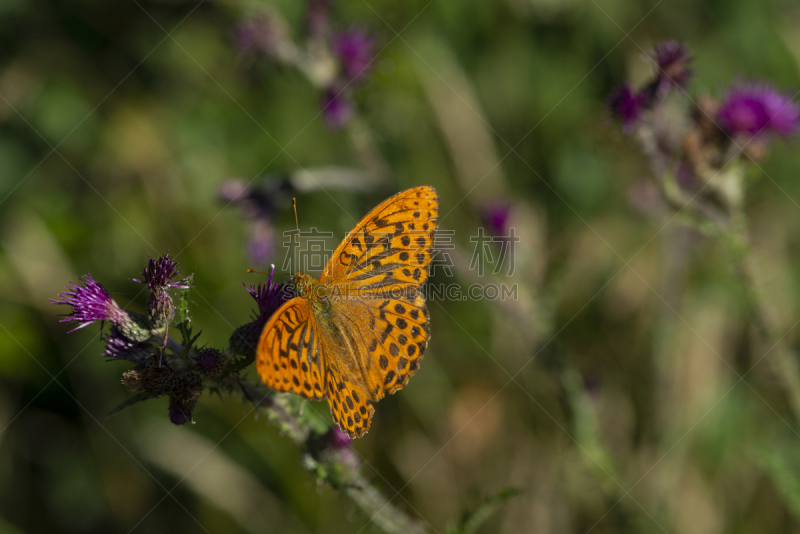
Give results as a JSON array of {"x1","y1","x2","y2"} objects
[
  {"x1": 280, "y1": 228, "x2": 335, "y2": 273},
  {"x1": 469, "y1": 227, "x2": 519, "y2": 276},
  {"x1": 277, "y1": 226, "x2": 520, "y2": 300}
]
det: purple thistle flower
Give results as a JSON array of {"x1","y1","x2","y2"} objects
[
  {"x1": 245, "y1": 266, "x2": 292, "y2": 324},
  {"x1": 762, "y1": 88, "x2": 800, "y2": 135},
  {"x1": 481, "y1": 201, "x2": 511, "y2": 238},
  {"x1": 325, "y1": 426, "x2": 352, "y2": 449},
  {"x1": 104, "y1": 328, "x2": 152, "y2": 362},
  {"x1": 717, "y1": 83, "x2": 800, "y2": 138},
  {"x1": 653, "y1": 40, "x2": 692, "y2": 90},
  {"x1": 52, "y1": 275, "x2": 129, "y2": 332},
  {"x1": 321, "y1": 89, "x2": 353, "y2": 129},
  {"x1": 132, "y1": 252, "x2": 192, "y2": 291},
  {"x1": 608, "y1": 83, "x2": 644, "y2": 132},
  {"x1": 229, "y1": 265, "x2": 290, "y2": 356},
  {"x1": 334, "y1": 29, "x2": 374, "y2": 80},
  {"x1": 169, "y1": 398, "x2": 196, "y2": 426},
  {"x1": 133, "y1": 253, "x2": 190, "y2": 333}
]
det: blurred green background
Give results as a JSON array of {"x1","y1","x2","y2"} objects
[{"x1": 4, "y1": 0, "x2": 800, "y2": 532}]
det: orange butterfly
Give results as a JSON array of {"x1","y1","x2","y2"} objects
[{"x1": 256, "y1": 186, "x2": 438, "y2": 438}]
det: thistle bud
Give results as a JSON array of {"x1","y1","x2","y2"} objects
[
  {"x1": 196, "y1": 348, "x2": 225, "y2": 376},
  {"x1": 169, "y1": 398, "x2": 196, "y2": 426},
  {"x1": 132, "y1": 253, "x2": 192, "y2": 331}
]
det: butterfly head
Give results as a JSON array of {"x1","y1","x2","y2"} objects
[
  {"x1": 293, "y1": 272, "x2": 317, "y2": 297},
  {"x1": 292, "y1": 272, "x2": 333, "y2": 311}
]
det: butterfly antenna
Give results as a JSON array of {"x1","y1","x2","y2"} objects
[{"x1": 247, "y1": 269, "x2": 291, "y2": 275}]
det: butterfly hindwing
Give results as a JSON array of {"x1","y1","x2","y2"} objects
[
  {"x1": 367, "y1": 293, "x2": 430, "y2": 394},
  {"x1": 324, "y1": 364, "x2": 374, "y2": 438},
  {"x1": 335, "y1": 294, "x2": 431, "y2": 398},
  {"x1": 256, "y1": 298, "x2": 326, "y2": 400}
]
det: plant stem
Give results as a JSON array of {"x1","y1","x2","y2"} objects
[
  {"x1": 235, "y1": 377, "x2": 309, "y2": 442},
  {"x1": 640, "y1": 121, "x2": 800, "y2": 422},
  {"x1": 732, "y1": 238, "x2": 800, "y2": 420},
  {"x1": 233, "y1": 376, "x2": 428, "y2": 534}
]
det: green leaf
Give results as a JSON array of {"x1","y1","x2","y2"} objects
[
  {"x1": 447, "y1": 487, "x2": 519, "y2": 534},
  {"x1": 760, "y1": 445, "x2": 800, "y2": 520},
  {"x1": 183, "y1": 329, "x2": 203, "y2": 358},
  {"x1": 107, "y1": 393, "x2": 152, "y2": 417}
]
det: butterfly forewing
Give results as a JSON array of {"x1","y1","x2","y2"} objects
[
  {"x1": 256, "y1": 298, "x2": 326, "y2": 400},
  {"x1": 323, "y1": 186, "x2": 439, "y2": 298}
]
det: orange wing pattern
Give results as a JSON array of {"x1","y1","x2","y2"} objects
[
  {"x1": 257, "y1": 186, "x2": 437, "y2": 439},
  {"x1": 323, "y1": 186, "x2": 438, "y2": 299},
  {"x1": 324, "y1": 186, "x2": 437, "y2": 437},
  {"x1": 334, "y1": 293, "x2": 430, "y2": 399},
  {"x1": 256, "y1": 298, "x2": 326, "y2": 400},
  {"x1": 323, "y1": 364, "x2": 375, "y2": 438}
]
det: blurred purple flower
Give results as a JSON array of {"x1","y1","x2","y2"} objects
[
  {"x1": 717, "y1": 83, "x2": 800, "y2": 137},
  {"x1": 249, "y1": 219, "x2": 275, "y2": 266},
  {"x1": 103, "y1": 328, "x2": 152, "y2": 362},
  {"x1": 52, "y1": 275, "x2": 128, "y2": 332},
  {"x1": 235, "y1": 20, "x2": 260, "y2": 53},
  {"x1": 325, "y1": 425, "x2": 352, "y2": 449},
  {"x1": 219, "y1": 176, "x2": 296, "y2": 265},
  {"x1": 321, "y1": 89, "x2": 353, "y2": 129},
  {"x1": 335, "y1": 29, "x2": 374, "y2": 80},
  {"x1": 245, "y1": 266, "x2": 292, "y2": 324},
  {"x1": 307, "y1": 0, "x2": 332, "y2": 38},
  {"x1": 132, "y1": 253, "x2": 192, "y2": 291},
  {"x1": 608, "y1": 83, "x2": 644, "y2": 132},
  {"x1": 234, "y1": 14, "x2": 282, "y2": 55},
  {"x1": 653, "y1": 40, "x2": 692, "y2": 90},
  {"x1": 219, "y1": 178, "x2": 250, "y2": 204},
  {"x1": 481, "y1": 201, "x2": 511, "y2": 237},
  {"x1": 220, "y1": 178, "x2": 280, "y2": 219}
]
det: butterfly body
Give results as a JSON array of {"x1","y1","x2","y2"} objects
[
  {"x1": 292, "y1": 272, "x2": 330, "y2": 312},
  {"x1": 257, "y1": 186, "x2": 438, "y2": 437}
]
